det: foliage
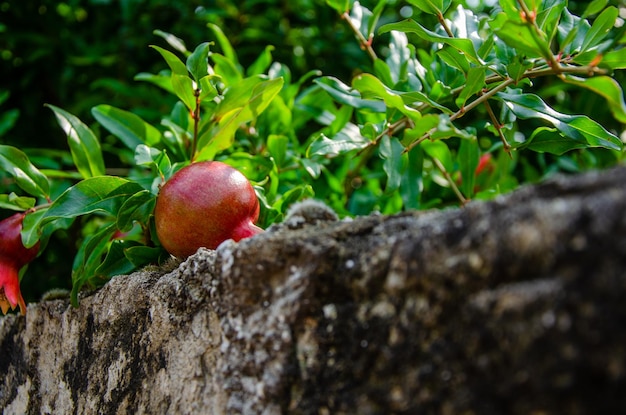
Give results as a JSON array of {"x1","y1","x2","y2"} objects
[{"x1": 1, "y1": 0, "x2": 625, "y2": 307}]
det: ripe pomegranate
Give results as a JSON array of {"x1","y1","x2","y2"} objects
[
  {"x1": 154, "y1": 161, "x2": 263, "y2": 258},
  {"x1": 0, "y1": 212, "x2": 40, "y2": 315}
]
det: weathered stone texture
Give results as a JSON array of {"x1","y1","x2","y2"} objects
[{"x1": 1, "y1": 166, "x2": 626, "y2": 414}]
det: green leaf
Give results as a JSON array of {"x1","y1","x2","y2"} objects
[
  {"x1": 455, "y1": 66, "x2": 486, "y2": 109},
  {"x1": 46, "y1": 104, "x2": 105, "y2": 179},
  {"x1": 186, "y1": 42, "x2": 211, "y2": 82},
  {"x1": 0, "y1": 193, "x2": 36, "y2": 211},
  {"x1": 488, "y1": 13, "x2": 548, "y2": 60},
  {"x1": 95, "y1": 240, "x2": 140, "y2": 279},
  {"x1": 536, "y1": 0, "x2": 566, "y2": 43},
  {"x1": 352, "y1": 73, "x2": 422, "y2": 122},
  {"x1": 421, "y1": 139, "x2": 453, "y2": 171},
  {"x1": 402, "y1": 114, "x2": 440, "y2": 146},
  {"x1": 211, "y1": 53, "x2": 243, "y2": 85},
  {"x1": 42, "y1": 176, "x2": 145, "y2": 225},
  {"x1": 563, "y1": 75, "x2": 626, "y2": 124},
  {"x1": 580, "y1": 6, "x2": 618, "y2": 52},
  {"x1": 498, "y1": 91, "x2": 623, "y2": 151},
  {"x1": 195, "y1": 77, "x2": 284, "y2": 161},
  {"x1": 437, "y1": 46, "x2": 470, "y2": 74},
  {"x1": 207, "y1": 23, "x2": 239, "y2": 67},
  {"x1": 379, "y1": 19, "x2": 480, "y2": 64},
  {"x1": 134, "y1": 71, "x2": 175, "y2": 94},
  {"x1": 124, "y1": 245, "x2": 168, "y2": 267},
  {"x1": 325, "y1": 0, "x2": 349, "y2": 13},
  {"x1": 71, "y1": 222, "x2": 117, "y2": 306},
  {"x1": 152, "y1": 30, "x2": 188, "y2": 55},
  {"x1": 307, "y1": 126, "x2": 371, "y2": 158},
  {"x1": 171, "y1": 73, "x2": 196, "y2": 111},
  {"x1": 406, "y1": 0, "x2": 451, "y2": 15},
  {"x1": 582, "y1": 0, "x2": 608, "y2": 18},
  {"x1": 513, "y1": 127, "x2": 589, "y2": 155},
  {"x1": 458, "y1": 138, "x2": 480, "y2": 198},
  {"x1": 0, "y1": 145, "x2": 50, "y2": 199},
  {"x1": 134, "y1": 144, "x2": 172, "y2": 181},
  {"x1": 314, "y1": 77, "x2": 386, "y2": 112},
  {"x1": 149, "y1": 45, "x2": 188, "y2": 76},
  {"x1": 92, "y1": 105, "x2": 161, "y2": 150},
  {"x1": 116, "y1": 190, "x2": 156, "y2": 232},
  {"x1": 267, "y1": 134, "x2": 289, "y2": 167},
  {"x1": 247, "y1": 45, "x2": 275, "y2": 76},
  {"x1": 401, "y1": 145, "x2": 423, "y2": 210},
  {"x1": 379, "y1": 135, "x2": 405, "y2": 192}
]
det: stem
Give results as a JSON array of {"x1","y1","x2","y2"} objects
[
  {"x1": 190, "y1": 88, "x2": 201, "y2": 161},
  {"x1": 483, "y1": 98, "x2": 511, "y2": 156},
  {"x1": 431, "y1": 156, "x2": 467, "y2": 205},
  {"x1": 341, "y1": 11, "x2": 377, "y2": 61},
  {"x1": 516, "y1": 0, "x2": 562, "y2": 73},
  {"x1": 404, "y1": 78, "x2": 516, "y2": 154},
  {"x1": 437, "y1": 11, "x2": 454, "y2": 38}
]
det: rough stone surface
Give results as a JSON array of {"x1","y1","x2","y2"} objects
[{"x1": 2, "y1": 166, "x2": 626, "y2": 414}]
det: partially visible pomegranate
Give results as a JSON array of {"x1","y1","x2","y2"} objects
[
  {"x1": 154, "y1": 161, "x2": 263, "y2": 258},
  {"x1": 0, "y1": 212, "x2": 40, "y2": 315}
]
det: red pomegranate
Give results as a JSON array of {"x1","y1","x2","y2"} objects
[{"x1": 154, "y1": 161, "x2": 263, "y2": 258}]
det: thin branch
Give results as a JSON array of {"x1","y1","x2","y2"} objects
[
  {"x1": 190, "y1": 88, "x2": 201, "y2": 161},
  {"x1": 437, "y1": 11, "x2": 454, "y2": 38},
  {"x1": 483, "y1": 99, "x2": 511, "y2": 155},
  {"x1": 341, "y1": 11, "x2": 378, "y2": 61},
  {"x1": 431, "y1": 156, "x2": 468, "y2": 205}
]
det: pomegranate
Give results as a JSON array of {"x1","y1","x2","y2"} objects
[
  {"x1": 154, "y1": 161, "x2": 263, "y2": 258},
  {"x1": 0, "y1": 212, "x2": 40, "y2": 315}
]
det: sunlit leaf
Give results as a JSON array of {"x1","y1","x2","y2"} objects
[
  {"x1": 0, "y1": 193, "x2": 36, "y2": 211},
  {"x1": 563, "y1": 75, "x2": 626, "y2": 124},
  {"x1": 379, "y1": 135, "x2": 405, "y2": 192},
  {"x1": 42, "y1": 176, "x2": 145, "y2": 224},
  {"x1": 149, "y1": 45, "x2": 188, "y2": 76},
  {"x1": 421, "y1": 139, "x2": 453, "y2": 171},
  {"x1": 352, "y1": 73, "x2": 422, "y2": 122},
  {"x1": 0, "y1": 145, "x2": 50, "y2": 199},
  {"x1": 186, "y1": 42, "x2": 211, "y2": 82},
  {"x1": 46, "y1": 104, "x2": 105, "y2": 179},
  {"x1": 380, "y1": 19, "x2": 480, "y2": 64},
  {"x1": 171, "y1": 73, "x2": 196, "y2": 111},
  {"x1": 315, "y1": 77, "x2": 386, "y2": 112},
  {"x1": 92, "y1": 104, "x2": 162, "y2": 150},
  {"x1": 152, "y1": 30, "x2": 188, "y2": 55},
  {"x1": 580, "y1": 6, "x2": 617, "y2": 52},
  {"x1": 207, "y1": 23, "x2": 239, "y2": 67},
  {"x1": 498, "y1": 91, "x2": 623, "y2": 151},
  {"x1": 455, "y1": 66, "x2": 486, "y2": 109}
]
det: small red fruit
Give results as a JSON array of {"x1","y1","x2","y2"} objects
[
  {"x1": 154, "y1": 161, "x2": 263, "y2": 258},
  {"x1": 0, "y1": 212, "x2": 40, "y2": 315}
]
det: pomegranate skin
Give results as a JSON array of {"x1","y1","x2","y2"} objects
[
  {"x1": 0, "y1": 212, "x2": 40, "y2": 315},
  {"x1": 154, "y1": 161, "x2": 263, "y2": 258}
]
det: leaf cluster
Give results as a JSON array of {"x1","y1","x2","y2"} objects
[{"x1": 1, "y1": 0, "x2": 624, "y2": 305}]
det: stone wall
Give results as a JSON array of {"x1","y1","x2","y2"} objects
[{"x1": 2, "y1": 166, "x2": 626, "y2": 414}]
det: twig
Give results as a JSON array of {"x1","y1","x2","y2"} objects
[
  {"x1": 431, "y1": 156, "x2": 468, "y2": 205},
  {"x1": 341, "y1": 11, "x2": 378, "y2": 61}
]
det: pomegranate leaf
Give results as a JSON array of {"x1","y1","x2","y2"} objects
[
  {"x1": 116, "y1": 190, "x2": 156, "y2": 232},
  {"x1": 195, "y1": 77, "x2": 284, "y2": 161},
  {"x1": 70, "y1": 222, "x2": 117, "y2": 306},
  {"x1": 458, "y1": 137, "x2": 480, "y2": 198},
  {"x1": 186, "y1": 42, "x2": 211, "y2": 82},
  {"x1": 0, "y1": 145, "x2": 50, "y2": 199},
  {"x1": 498, "y1": 92, "x2": 623, "y2": 151},
  {"x1": 46, "y1": 104, "x2": 105, "y2": 179},
  {"x1": 149, "y1": 45, "x2": 188, "y2": 76},
  {"x1": 41, "y1": 176, "x2": 145, "y2": 225},
  {"x1": 92, "y1": 105, "x2": 162, "y2": 150}
]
